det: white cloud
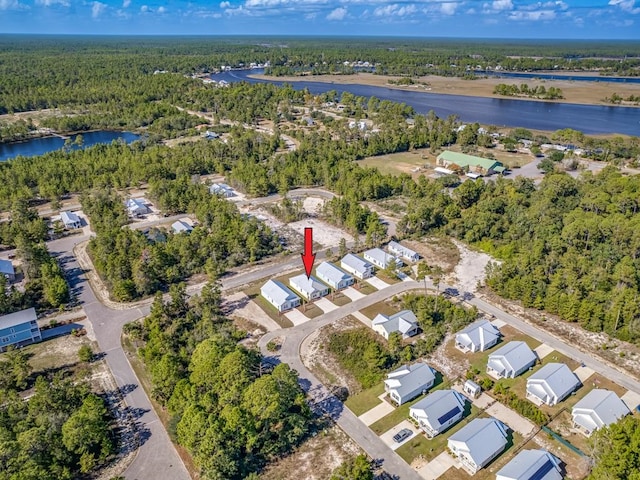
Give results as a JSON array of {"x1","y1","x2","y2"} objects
[
  {"x1": 440, "y1": 2, "x2": 457, "y2": 15},
  {"x1": 140, "y1": 4, "x2": 148, "y2": 11},
  {"x1": 122, "y1": 0, "x2": 131, "y2": 7},
  {"x1": 220, "y1": 0, "x2": 230, "y2": 7},
  {"x1": 1, "y1": 0, "x2": 28, "y2": 8},
  {"x1": 326, "y1": 6, "x2": 346, "y2": 20},
  {"x1": 157, "y1": 5, "x2": 166, "y2": 12},
  {"x1": 509, "y1": 8, "x2": 556, "y2": 20},
  {"x1": 373, "y1": 3, "x2": 417, "y2": 17},
  {"x1": 609, "y1": 0, "x2": 640, "y2": 14},
  {"x1": 91, "y1": 0, "x2": 106, "y2": 17},
  {"x1": 492, "y1": 0, "x2": 512, "y2": 11},
  {"x1": 35, "y1": 0, "x2": 70, "y2": 6}
]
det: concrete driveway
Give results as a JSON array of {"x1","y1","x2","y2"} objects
[
  {"x1": 379, "y1": 420, "x2": 420, "y2": 450},
  {"x1": 621, "y1": 390, "x2": 640, "y2": 411},
  {"x1": 343, "y1": 286, "x2": 366, "y2": 301},
  {"x1": 315, "y1": 297, "x2": 338, "y2": 313},
  {"x1": 366, "y1": 276, "x2": 390, "y2": 290},
  {"x1": 285, "y1": 308, "x2": 311, "y2": 326},
  {"x1": 534, "y1": 343, "x2": 554, "y2": 359},
  {"x1": 358, "y1": 396, "x2": 395, "y2": 426},
  {"x1": 417, "y1": 451, "x2": 458, "y2": 480},
  {"x1": 573, "y1": 365, "x2": 595, "y2": 382},
  {"x1": 485, "y1": 401, "x2": 536, "y2": 436}
]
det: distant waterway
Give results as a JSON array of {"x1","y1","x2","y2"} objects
[
  {"x1": 213, "y1": 70, "x2": 640, "y2": 136},
  {"x1": 0, "y1": 130, "x2": 141, "y2": 162},
  {"x1": 475, "y1": 70, "x2": 640, "y2": 84}
]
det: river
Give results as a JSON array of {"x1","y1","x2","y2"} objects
[
  {"x1": 213, "y1": 70, "x2": 640, "y2": 136},
  {"x1": 0, "y1": 130, "x2": 141, "y2": 162}
]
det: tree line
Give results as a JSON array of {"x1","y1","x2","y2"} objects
[{"x1": 493, "y1": 83, "x2": 564, "y2": 100}]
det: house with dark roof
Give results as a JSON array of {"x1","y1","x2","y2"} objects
[
  {"x1": 0, "y1": 259, "x2": 16, "y2": 282},
  {"x1": 363, "y1": 248, "x2": 402, "y2": 269},
  {"x1": 387, "y1": 241, "x2": 419, "y2": 263},
  {"x1": 448, "y1": 418, "x2": 509, "y2": 474},
  {"x1": 487, "y1": 341, "x2": 537, "y2": 379},
  {"x1": 0, "y1": 308, "x2": 41, "y2": 351},
  {"x1": 526, "y1": 363, "x2": 581, "y2": 406},
  {"x1": 340, "y1": 254, "x2": 374, "y2": 279},
  {"x1": 289, "y1": 274, "x2": 329, "y2": 301},
  {"x1": 316, "y1": 262, "x2": 354, "y2": 290},
  {"x1": 496, "y1": 449, "x2": 563, "y2": 480},
  {"x1": 572, "y1": 389, "x2": 630, "y2": 436},
  {"x1": 384, "y1": 363, "x2": 435, "y2": 405},
  {"x1": 455, "y1": 319, "x2": 501, "y2": 353},
  {"x1": 260, "y1": 280, "x2": 301, "y2": 313},
  {"x1": 410, "y1": 389, "x2": 467, "y2": 437},
  {"x1": 372, "y1": 310, "x2": 419, "y2": 340}
]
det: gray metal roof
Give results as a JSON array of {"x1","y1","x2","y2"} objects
[
  {"x1": 373, "y1": 310, "x2": 418, "y2": 335},
  {"x1": 496, "y1": 449, "x2": 562, "y2": 480},
  {"x1": 527, "y1": 363, "x2": 581, "y2": 403},
  {"x1": 126, "y1": 198, "x2": 147, "y2": 211},
  {"x1": 341, "y1": 254, "x2": 372, "y2": 273},
  {"x1": 0, "y1": 259, "x2": 15, "y2": 276},
  {"x1": 289, "y1": 274, "x2": 327, "y2": 296},
  {"x1": 385, "y1": 363, "x2": 435, "y2": 399},
  {"x1": 488, "y1": 341, "x2": 537, "y2": 376},
  {"x1": 573, "y1": 389, "x2": 630, "y2": 431},
  {"x1": 388, "y1": 241, "x2": 418, "y2": 259},
  {"x1": 410, "y1": 389, "x2": 466, "y2": 431},
  {"x1": 60, "y1": 210, "x2": 80, "y2": 224},
  {"x1": 0, "y1": 307, "x2": 37, "y2": 330},
  {"x1": 448, "y1": 418, "x2": 508, "y2": 466},
  {"x1": 364, "y1": 248, "x2": 397, "y2": 266},
  {"x1": 316, "y1": 262, "x2": 352, "y2": 285},
  {"x1": 456, "y1": 319, "x2": 501, "y2": 350},
  {"x1": 172, "y1": 220, "x2": 193, "y2": 233},
  {"x1": 261, "y1": 280, "x2": 299, "y2": 305}
]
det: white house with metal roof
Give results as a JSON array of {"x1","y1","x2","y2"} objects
[
  {"x1": 289, "y1": 274, "x2": 329, "y2": 301},
  {"x1": 363, "y1": 248, "x2": 402, "y2": 269},
  {"x1": 315, "y1": 262, "x2": 354, "y2": 290},
  {"x1": 209, "y1": 183, "x2": 235, "y2": 197},
  {"x1": 572, "y1": 389, "x2": 630, "y2": 436},
  {"x1": 0, "y1": 259, "x2": 16, "y2": 282},
  {"x1": 372, "y1": 310, "x2": 419, "y2": 340},
  {"x1": 487, "y1": 341, "x2": 537, "y2": 379},
  {"x1": 384, "y1": 363, "x2": 435, "y2": 405},
  {"x1": 340, "y1": 254, "x2": 374, "y2": 279},
  {"x1": 260, "y1": 280, "x2": 301, "y2": 313},
  {"x1": 410, "y1": 389, "x2": 467, "y2": 437},
  {"x1": 0, "y1": 308, "x2": 41, "y2": 352},
  {"x1": 496, "y1": 449, "x2": 563, "y2": 480},
  {"x1": 455, "y1": 319, "x2": 501, "y2": 353},
  {"x1": 387, "y1": 241, "x2": 419, "y2": 263},
  {"x1": 526, "y1": 363, "x2": 581, "y2": 406},
  {"x1": 60, "y1": 210, "x2": 82, "y2": 229},
  {"x1": 448, "y1": 418, "x2": 509, "y2": 474},
  {"x1": 171, "y1": 219, "x2": 193, "y2": 234},
  {"x1": 125, "y1": 198, "x2": 149, "y2": 217}
]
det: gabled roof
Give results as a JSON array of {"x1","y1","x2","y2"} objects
[
  {"x1": 437, "y1": 150, "x2": 502, "y2": 171},
  {"x1": 341, "y1": 254, "x2": 372, "y2": 273},
  {"x1": 60, "y1": 210, "x2": 80, "y2": 224},
  {"x1": 126, "y1": 198, "x2": 147, "y2": 210},
  {"x1": 496, "y1": 449, "x2": 562, "y2": 480},
  {"x1": 0, "y1": 259, "x2": 15, "y2": 276},
  {"x1": 456, "y1": 319, "x2": 501, "y2": 350},
  {"x1": 209, "y1": 183, "x2": 234, "y2": 194},
  {"x1": 172, "y1": 220, "x2": 193, "y2": 233},
  {"x1": 316, "y1": 262, "x2": 352, "y2": 285},
  {"x1": 373, "y1": 310, "x2": 418, "y2": 336},
  {"x1": 449, "y1": 418, "x2": 508, "y2": 466},
  {"x1": 488, "y1": 341, "x2": 537, "y2": 376},
  {"x1": 388, "y1": 241, "x2": 418, "y2": 258},
  {"x1": 289, "y1": 274, "x2": 327, "y2": 296},
  {"x1": 385, "y1": 363, "x2": 435, "y2": 399},
  {"x1": 364, "y1": 248, "x2": 397, "y2": 266},
  {"x1": 527, "y1": 363, "x2": 580, "y2": 403},
  {"x1": 0, "y1": 308, "x2": 37, "y2": 330},
  {"x1": 410, "y1": 389, "x2": 466, "y2": 431},
  {"x1": 573, "y1": 389, "x2": 630, "y2": 431},
  {"x1": 261, "y1": 280, "x2": 299, "y2": 305}
]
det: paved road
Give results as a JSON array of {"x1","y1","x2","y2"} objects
[{"x1": 258, "y1": 281, "x2": 425, "y2": 480}]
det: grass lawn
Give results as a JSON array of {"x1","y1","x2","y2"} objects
[
  {"x1": 345, "y1": 383, "x2": 385, "y2": 416},
  {"x1": 360, "y1": 300, "x2": 397, "y2": 320},
  {"x1": 251, "y1": 295, "x2": 294, "y2": 328},
  {"x1": 330, "y1": 292, "x2": 352, "y2": 307},
  {"x1": 376, "y1": 272, "x2": 402, "y2": 285},
  {"x1": 357, "y1": 282, "x2": 377, "y2": 295},
  {"x1": 359, "y1": 150, "x2": 428, "y2": 177},
  {"x1": 301, "y1": 303, "x2": 324, "y2": 319}
]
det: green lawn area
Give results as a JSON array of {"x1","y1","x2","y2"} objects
[
  {"x1": 330, "y1": 292, "x2": 352, "y2": 307},
  {"x1": 359, "y1": 150, "x2": 428, "y2": 176},
  {"x1": 376, "y1": 272, "x2": 402, "y2": 285},
  {"x1": 251, "y1": 295, "x2": 294, "y2": 328},
  {"x1": 345, "y1": 383, "x2": 385, "y2": 416},
  {"x1": 355, "y1": 281, "x2": 377, "y2": 294},
  {"x1": 360, "y1": 300, "x2": 397, "y2": 320},
  {"x1": 302, "y1": 302, "x2": 324, "y2": 319}
]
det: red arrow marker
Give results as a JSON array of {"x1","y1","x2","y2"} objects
[{"x1": 301, "y1": 227, "x2": 316, "y2": 279}]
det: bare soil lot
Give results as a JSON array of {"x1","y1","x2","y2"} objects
[{"x1": 451, "y1": 239, "x2": 495, "y2": 294}]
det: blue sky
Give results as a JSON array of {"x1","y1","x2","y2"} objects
[{"x1": 2, "y1": 0, "x2": 640, "y2": 38}]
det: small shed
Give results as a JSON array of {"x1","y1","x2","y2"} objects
[{"x1": 463, "y1": 380, "x2": 481, "y2": 398}]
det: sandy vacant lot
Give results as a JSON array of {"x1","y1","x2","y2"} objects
[
  {"x1": 451, "y1": 239, "x2": 495, "y2": 293},
  {"x1": 288, "y1": 218, "x2": 353, "y2": 248}
]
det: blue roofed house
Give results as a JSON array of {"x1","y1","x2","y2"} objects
[
  {"x1": 0, "y1": 308, "x2": 42, "y2": 352},
  {"x1": 0, "y1": 259, "x2": 16, "y2": 282},
  {"x1": 496, "y1": 449, "x2": 563, "y2": 480},
  {"x1": 315, "y1": 262, "x2": 354, "y2": 290},
  {"x1": 455, "y1": 319, "x2": 502, "y2": 353},
  {"x1": 487, "y1": 341, "x2": 537, "y2": 379},
  {"x1": 260, "y1": 280, "x2": 301, "y2": 313},
  {"x1": 363, "y1": 248, "x2": 402, "y2": 269},
  {"x1": 448, "y1": 418, "x2": 509, "y2": 474},
  {"x1": 340, "y1": 254, "x2": 374, "y2": 279},
  {"x1": 572, "y1": 389, "x2": 630, "y2": 437},
  {"x1": 387, "y1": 241, "x2": 419, "y2": 263},
  {"x1": 410, "y1": 389, "x2": 467, "y2": 437},
  {"x1": 384, "y1": 362, "x2": 436, "y2": 405},
  {"x1": 372, "y1": 310, "x2": 419, "y2": 340},
  {"x1": 289, "y1": 274, "x2": 329, "y2": 301},
  {"x1": 526, "y1": 363, "x2": 581, "y2": 406}
]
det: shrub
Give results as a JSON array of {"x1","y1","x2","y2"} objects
[{"x1": 78, "y1": 345, "x2": 94, "y2": 363}]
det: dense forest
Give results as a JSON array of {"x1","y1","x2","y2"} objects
[
  {"x1": 124, "y1": 283, "x2": 312, "y2": 479},
  {"x1": 0, "y1": 349, "x2": 115, "y2": 479},
  {"x1": 587, "y1": 415, "x2": 640, "y2": 480}
]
